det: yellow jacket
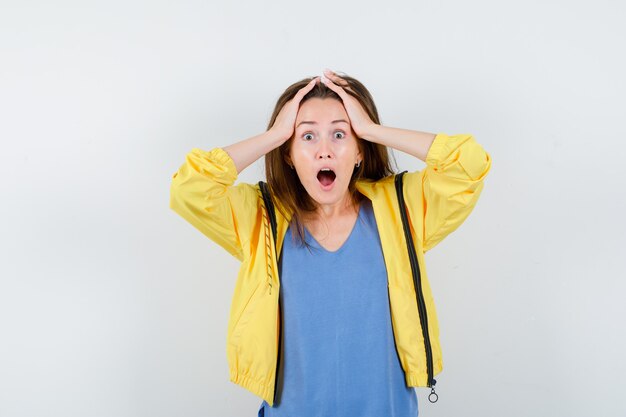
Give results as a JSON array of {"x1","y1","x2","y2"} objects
[{"x1": 169, "y1": 132, "x2": 491, "y2": 406}]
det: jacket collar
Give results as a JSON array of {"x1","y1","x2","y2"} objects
[{"x1": 272, "y1": 175, "x2": 395, "y2": 255}]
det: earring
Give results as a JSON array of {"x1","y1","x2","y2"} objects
[{"x1": 355, "y1": 161, "x2": 361, "y2": 168}]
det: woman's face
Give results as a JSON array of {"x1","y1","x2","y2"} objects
[{"x1": 288, "y1": 97, "x2": 362, "y2": 208}]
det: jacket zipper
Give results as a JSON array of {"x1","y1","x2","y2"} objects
[
  {"x1": 395, "y1": 172, "x2": 438, "y2": 403},
  {"x1": 258, "y1": 182, "x2": 282, "y2": 406},
  {"x1": 273, "y1": 296, "x2": 283, "y2": 404}
]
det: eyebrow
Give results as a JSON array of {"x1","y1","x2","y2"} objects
[{"x1": 296, "y1": 119, "x2": 349, "y2": 128}]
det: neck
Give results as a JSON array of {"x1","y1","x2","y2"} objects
[{"x1": 311, "y1": 191, "x2": 359, "y2": 221}]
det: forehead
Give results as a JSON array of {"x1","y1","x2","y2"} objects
[{"x1": 295, "y1": 98, "x2": 348, "y2": 124}]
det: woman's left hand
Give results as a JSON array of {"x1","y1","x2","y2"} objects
[{"x1": 321, "y1": 69, "x2": 376, "y2": 139}]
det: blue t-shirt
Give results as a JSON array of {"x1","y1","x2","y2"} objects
[{"x1": 258, "y1": 198, "x2": 418, "y2": 417}]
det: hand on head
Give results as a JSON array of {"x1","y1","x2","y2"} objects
[
  {"x1": 269, "y1": 70, "x2": 376, "y2": 144},
  {"x1": 320, "y1": 69, "x2": 375, "y2": 139},
  {"x1": 269, "y1": 77, "x2": 320, "y2": 143}
]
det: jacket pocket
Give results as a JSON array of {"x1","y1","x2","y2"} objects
[{"x1": 230, "y1": 280, "x2": 265, "y2": 343}]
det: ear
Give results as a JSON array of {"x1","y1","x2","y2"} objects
[{"x1": 284, "y1": 154, "x2": 293, "y2": 168}]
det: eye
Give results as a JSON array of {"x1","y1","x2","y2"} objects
[
  {"x1": 303, "y1": 133, "x2": 314, "y2": 141},
  {"x1": 334, "y1": 131, "x2": 346, "y2": 139}
]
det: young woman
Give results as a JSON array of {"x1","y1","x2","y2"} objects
[{"x1": 170, "y1": 69, "x2": 492, "y2": 417}]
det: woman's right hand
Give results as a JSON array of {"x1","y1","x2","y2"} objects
[
  {"x1": 269, "y1": 77, "x2": 320, "y2": 143},
  {"x1": 223, "y1": 77, "x2": 320, "y2": 174}
]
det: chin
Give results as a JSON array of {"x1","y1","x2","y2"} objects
[{"x1": 303, "y1": 182, "x2": 351, "y2": 207}]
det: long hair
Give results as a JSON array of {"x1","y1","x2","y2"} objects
[{"x1": 264, "y1": 73, "x2": 396, "y2": 244}]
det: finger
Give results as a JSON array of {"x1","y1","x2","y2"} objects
[
  {"x1": 323, "y1": 69, "x2": 350, "y2": 88},
  {"x1": 304, "y1": 76, "x2": 320, "y2": 91},
  {"x1": 323, "y1": 74, "x2": 355, "y2": 97},
  {"x1": 294, "y1": 77, "x2": 320, "y2": 101},
  {"x1": 321, "y1": 76, "x2": 351, "y2": 101}
]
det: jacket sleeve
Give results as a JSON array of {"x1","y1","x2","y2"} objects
[
  {"x1": 169, "y1": 147, "x2": 258, "y2": 261},
  {"x1": 404, "y1": 133, "x2": 492, "y2": 253}
]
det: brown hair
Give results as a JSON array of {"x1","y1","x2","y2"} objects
[{"x1": 264, "y1": 73, "x2": 396, "y2": 244}]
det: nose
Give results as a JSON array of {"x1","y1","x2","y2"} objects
[{"x1": 316, "y1": 138, "x2": 333, "y2": 160}]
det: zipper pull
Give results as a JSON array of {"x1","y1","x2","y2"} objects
[{"x1": 428, "y1": 379, "x2": 438, "y2": 403}]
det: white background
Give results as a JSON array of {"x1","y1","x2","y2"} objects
[{"x1": 1, "y1": 1, "x2": 625, "y2": 416}]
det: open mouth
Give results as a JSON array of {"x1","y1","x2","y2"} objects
[{"x1": 317, "y1": 168, "x2": 336, "y2": 187}]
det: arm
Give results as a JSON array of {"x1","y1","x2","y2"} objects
[
  {"x1": 320, "y1": 71, "x2": 491, "y2": 252},
  {"x1": 320, "y1": 70, "x2": 436, "y2": 161},
  {"x1": 168, "y1": 129, "x2": 289, "y2": 259},
  {"x1": 360, "y1": 126, "x2": 491, "y2": 251},
  {"x1": 170, "y1": 78, "x2": 321, "y2": 257},
  {"x1": 360, "y1": 124, "x2": 437, "y2": 162},
  {"x1": 223, "y1": 77, "x2": 320, "y2": 173},
  {"x1": 403, "y1": 132, "x2": 492, "y2": 252},
  {"x1": 223, "y1": 130, "x2": 286, "y2": 174},
  {"x1": 169, "y1": 147, "x2": 256, "y2": 260}
]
